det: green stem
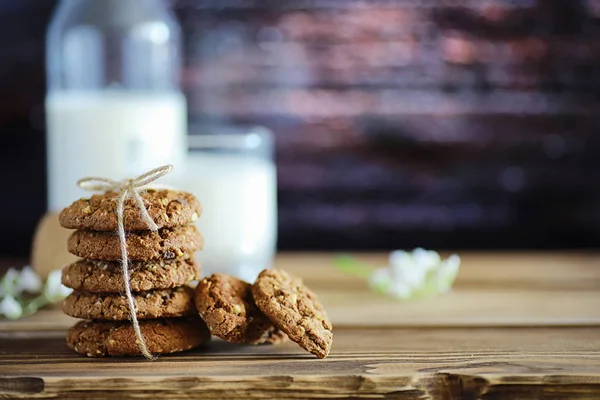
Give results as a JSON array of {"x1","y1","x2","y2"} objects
[
  {"x1": 20, "y1": 295, "x2": 51, "y2": 317},
  {"x1": 334, "y1": 254, "x2": 373, "y2": 279}
]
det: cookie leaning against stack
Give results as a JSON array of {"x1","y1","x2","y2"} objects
[
  {"x1": 196, "y1": 269, "x2": 333, "y2": 358},
  {"x1": 60, "y1": 189, "x2": 210, "y2": 357},
  {"x1": 195, "y1": 273, "x2": 287, "y2": 345}
]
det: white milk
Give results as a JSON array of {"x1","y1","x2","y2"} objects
[
  {"x1": 176, "y1": 152, "x2": 277, "y2": 282},
  {"x1": 46, "y1": 90, "x2": 187, "y2": 211}
]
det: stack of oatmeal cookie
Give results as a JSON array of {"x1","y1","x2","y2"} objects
[{"x1": 59, "y1": 189, "x2": 211, "y2": 357}]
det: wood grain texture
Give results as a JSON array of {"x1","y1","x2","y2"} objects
[
  {"x1": 1, "y1": 328, "x2": 600, "y2": 399},
  {"x1": 2, "y1": 252, "x2": 600, "y2": 332},
  {"x1": 287, "y1": 251, "x2": 600, "y2": 327},
  {"x1": 1, "y1": 252, "x2": 600, "y2": 399}
]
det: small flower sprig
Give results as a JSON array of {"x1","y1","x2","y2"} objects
[
  {"x1": 335, "y1": 248, "x2": 461, "y2": 300},
  {"x1": 0, "y1": 266, "x2": 72, "y2": 320}
]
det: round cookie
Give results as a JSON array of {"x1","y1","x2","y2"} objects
[
  {"x1": 252, "y1": 269, "x2": 333, "y2": 359},
  {"x1": 59, "y1": 189, "x2": 201, "y2": 231},
  {"x1": 67, "y1": 225, "x2": 203, "y2": 261},
  {"x1": 62, "y1": 257, "x2": 200, "y2": 293},
  {"x1": 66, "y1": 317, "x2": 211, "y2": 357},
  {"x1": 63, "y1": 286, "x2": 196, "y2": 321},
  {"x1": 195, "y1": 273, "x2": 286, "y2": 345}
]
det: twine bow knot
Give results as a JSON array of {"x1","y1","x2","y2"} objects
[{"x1": 77, "y1": 165, "x2": 174, "y2": 360}]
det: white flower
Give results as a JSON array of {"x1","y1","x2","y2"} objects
[
  {"x1": 17, "y1": 266, "x2": 43, "y2": 293},
  {"x1": 432, "y1": 254, "x2": 461, "y2": 293},
  {"x1": 1, "y1": 268, "x2": 20, "y2": 296},
  {"x1": 389, "y1": 250, "x2": 428, "y2": 289},
  {"x1": 43, "y1": 270, "x2": 72, "y2": 302},
  {"x1": 387, "y1": 279, "x2": 414, "y2": 299},
  {"x1": 412, "y1": 248, "x2": 441, "y2": 273},
  {"x1": 3, "y1": 268, "x2": 19, "y2": 283},
  {"x1": 0, "y1": 295, "x2": 23, "y2": 320},
  {"x1": 369, "y1": 267, "x2": 392, "y2": 289},
  {"x1": 369, "y1": 249, "x2": 461, "y2": 300}
]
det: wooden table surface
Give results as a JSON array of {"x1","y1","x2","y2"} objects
[{"x1": 1, "y1": 252, "x2": 600, "y2": 399}]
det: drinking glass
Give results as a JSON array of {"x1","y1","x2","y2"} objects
[{"x1": 179, "y1": 126, "x2": 277, "y2": 282}]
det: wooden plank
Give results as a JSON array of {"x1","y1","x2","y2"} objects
[
  {"x1": 287, "y1": 252, "x2": 600, "y2": 290},
  {"x1": 0, "y1": 307, "x2": 77, "y2": 332},
  {"x1": 1, "y1": 327, "x2": 599, "y2": 399},
  {"x1": 287, "y1": 251, "x2": 600, "y2": 326},
  {"x1": 2, "y1": 252, "x2": 599, "y2": 331},
  {"x1": 323, "y1": 289, "x2": 600, "y2": 327},
  {"x1": 4, "y1": 288, "x2": 599, "y2": 332},
  {"x1": 2, "y1": 253, "x2": 600, "y2": 399}
]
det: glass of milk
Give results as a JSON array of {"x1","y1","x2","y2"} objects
[{"x1": 179, "y1": 127, "x2": 277, "y2": 282}]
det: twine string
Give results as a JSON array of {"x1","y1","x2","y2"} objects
[{"x1": 77, "y1": 164, "x2": 174, "y2": 360}]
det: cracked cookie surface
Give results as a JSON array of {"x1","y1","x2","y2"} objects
[
  {"x1": 60, "y1": 189, "x2": 201, "y2": 231},
  {"x1": 67, "y1": 225, "x2": 203, "y2": 261},
  {"x1": 66, "y1": 317, "x2": 210, "y2": 357},
  {"x1": 62, "y1": 257, "x2": 200, "y2": 293},
  {"x1": 63, "y1": 286, "x2": 196, "y2": 320},
  {"x1": 195, "y1": 273, "x2": 286, "y2": 344},
  {"x1": 252, "y1": 269, "x2": 333, "y2": 358}
]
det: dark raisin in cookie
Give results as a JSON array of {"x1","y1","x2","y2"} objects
[{"x1": 67, "y1": 225, "x2": 203, "y2": 261}]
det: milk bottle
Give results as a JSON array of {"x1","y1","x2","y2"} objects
[{"x1": 45, "y1": 0, "x2": 186, "y2": 210}]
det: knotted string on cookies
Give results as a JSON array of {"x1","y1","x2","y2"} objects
[{"x1": 78, "y1": 164, "x2": 174, "y2": 360}]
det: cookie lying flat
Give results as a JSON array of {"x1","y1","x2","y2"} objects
[
  {"x1": 67, "y1": 317, "x2": 211, "y2": 357},
  {"x1": 60, "y1": 189, "x2": 201, "y2": 231},
  {"x1": 252, "y1": 269, "x2": 333, "y2": 359},
  {"x1": 195, "y1": 273, "x2": 286, "y2": 345},
  {"x1": 63, "y1": 286, "x2": 196, "y2": 321},
  {"x1": 62, "y1": 257, "x2": 200, "y2": 293},
  {"x1": 67, "y1": 225, "x2": 203, "y2": 261}
]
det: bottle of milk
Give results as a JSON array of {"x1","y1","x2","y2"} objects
[{"x1": 45, "y1": 0, "x2": 187, "y2": 211}]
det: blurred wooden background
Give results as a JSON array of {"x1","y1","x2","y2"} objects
[{"x1": 2, "y1": 0, "x2": 600, "y2": 255}]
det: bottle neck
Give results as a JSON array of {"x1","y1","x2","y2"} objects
[
  {"x1": 47, "y1": 0, "x2": 182, "y2": 93},
  {"x1": 58, "y1": 0, "x2": 171, "y2": 28}
]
